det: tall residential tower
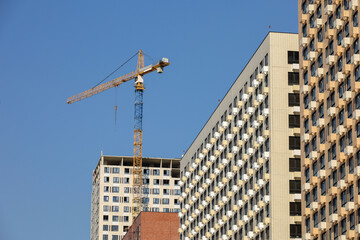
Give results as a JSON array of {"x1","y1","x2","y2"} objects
[
  {"x1": 298, "y1": 0, "x2": 360, "y2": 239},
  {"x1": 179, "y1": 32, "x2": 303, "y2": 240},
  {"x1": 90, "y1": 155, "x2": 181, "y2": 240}
]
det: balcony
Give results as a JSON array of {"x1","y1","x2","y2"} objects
[
  {"x1": 343, "y1": 91, "x2": 353, "y2": 102},
  {"x1": 328, "y1": 107, "x2": 337, "y2": 117},
  {"x1": 335, "y1": 72, "x2": 344, "y2": 82},
  {"x1": 256, "y1": 73, "x2": 265, "y2": 81},
  {"x1": 329, "y1": 213, "x2": 338, "y2": 223},
  {"x1": 342, "y1": 37, "x2": 352, "y2": 48},
  {"x1": 316, "y1": 18, "x2": 323, "y2": 28},
  {"x1": 300, "y1": 37, "x2": 309, "y2": 47},
  {"x1": 345, "y1": 202, "x2": 355, "y2": 211},
  {"x1": 261, "y1": 66, "x2": 269, "y2": 74},
  {"x1": 338, "y1": 179, "x2": 347, "y2": 190},
  {"x1": 303, "y1": 182, "x2": 310, "y2": 191},
  {"x1": 319, "y1": 222, "x2": 327, "y2": 230},
  {"x1": 301, "y1": 84, "x2": 309, "y2": 94},
  {"x1": 337, "y1": 125, "x2": 346, "y2": 135},
  {"x1": 326, "y1": 55, "x2": 335, "y2": 65},
  {"x1": 335, "y1": 19, "x2": 344, "y2": 29},
  {"x1": 345, "y1": 146, "x2": 353, "y2": 156},
  {"x1": 318, "y1": 169, "x2": 326, "y2": 179},
  {"x1": 329, "y1": 160, "x2": 337, "y2": 169},
  {"x1": 310, "y1": 201, "x2": 318, "y2": 210},
  {"x1": 325, "y1": 4, "x2": 334, "y2": 14},
  {"x1": 352, "y1": 0, "x2": 359, "y2": 10}
]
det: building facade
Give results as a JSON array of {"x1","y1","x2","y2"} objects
[
  {"x1": 298, "y1": 0, "x2": 360, "y2": 239},
  {"x1": 123, "y1": 212, "x2": 179, "y2": 240},
  {"x1": 178, "y1": 32, "x2": 302, "y2": 240},
  {"x1": 90, "y1": 155, "x2": 181, "y2": 240}
]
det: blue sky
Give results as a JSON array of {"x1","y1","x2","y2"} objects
[{"x1": 0, "y1": 1, "x2": 298, "y2": 239}]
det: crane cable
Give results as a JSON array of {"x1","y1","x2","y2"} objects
[
  {"x1": 89, "y1": 50, "x2": 139, "y2": 128},
  {"x1": 92, "y1": 50, "x2": 139, "y2": 89}
]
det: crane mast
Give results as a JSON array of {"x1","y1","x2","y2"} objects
[
  {"x1": 133, "y1": 51, "x2": 144, "y2": 218},
  {"x1": 66, "y1": 50, "x2": 170, "y2": 221}
]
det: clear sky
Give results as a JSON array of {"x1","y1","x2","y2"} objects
[{"x1": 0, "y1": 1, "x2": 298, "y2": 239}]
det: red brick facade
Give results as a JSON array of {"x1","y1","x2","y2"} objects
[{"x1": 123, "y1": 212, "x2": 179, "y2": 240}]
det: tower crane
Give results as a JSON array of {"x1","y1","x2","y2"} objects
[{"x1": 67, "y1": 50, "x2": 170, "y2": 220}]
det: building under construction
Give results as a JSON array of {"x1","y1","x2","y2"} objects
[{"x1": 90, "y1": 155, "x2": 180, "y2": 240}]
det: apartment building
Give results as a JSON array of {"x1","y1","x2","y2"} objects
[
  {"x1": 298, "y1": 0, "x2": 360, "y2": 239},
  {"x1": 178, "y1": 32, "x2": 302, "y2": 240},
  {"x1": 90, "y1": 155, "x2": 181, "y2": 240}
]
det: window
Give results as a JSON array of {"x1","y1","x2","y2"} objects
[
  {"x1": 289, "y1": 115, "x2": 300, "y2": 128},
  {"x1": 124, "y1": 178, "x2": 130, "y2": 184},
  {"x1": 163, "y1": 179, "x2": 170, "y2": 185},
  {"x1": 113, "y1": 167, "x2": 119, "y2": 173},
  {"x1": 124, "y1": 187, "x2": 129, "y2": 193},
  {"x1": 124, "y1": 206, "x2": 130, "y2": 212},
  {"x1": 104, "y1": 186, "x2": 109, "y2": 192},
  {"x1": 112, "y1": 206, "x2": 119, "y2": 212},
  {"x1": 104, "y1": 177, "x2": 109, "y2": 183},
  {"x1": 288, "y1": 72, "x2": 299, "y2": 85},
  {"x1": 288, "y1": 93, "x2": 300, "y2": 106},
  {"x1": 113, "y1": 177, "x2": 119, "y2": 183},
  {"x1": 321, "y1": 180, "x2": 326, "y2": 195},
  {"x1": 356, "y1": 66, "x2": 360, "y2": 82},
  {"x1": 162, "y1": 198, "x2": 170, "y2": 204},
  {"x1": 153, "y1": 179, "x2": 160, "y2": 185},
  {"x1": 319, "y1": 78, "x2": 324, "y2": 93},
  {"x1": 354, "y1": 38, "x2": 359, "y2": 54},
  {"x1": 153, "y1": 188, "x2": 160, "y2": 195},
  {"x1": 289, "y1": 136, "x2": 300, "y2": 150},
  {"x1": 303, "y1": 24, "x2": 308, "y2": 38},
  {"x1": 104, "y1": 167, "x2": 110, "y2": 173},
  {"x1": 153, "y1": 169, "x2": 160, "y2": 175},
  {"x1": 163, "y1": 170, "x2": 170, "y2": 176},
  {"x1": 124, "y1": 197, "x2": 129, "y2": 203},
  {"x1": 103, "y1": 215, "x2": 109, "y2": 221},
  {"x1": 290, "y1": 202, "x2": 301, "y2": 216},
  {"x1": 289, "y1": 180, "x2": 301, "y2": 194},
  {"x1": 103, "y1": 235, "x2": 108, "y2": 240},
  {"x1": 112, "y1": 216, "x2": 118, "y2": 222},
  {"x1": 112, "y1": 236, "x2": 118, "y2": 240},
  {"x1": 318, "y1": 28, "x2": 323, "y2": 42},
  {"x1": 288, "y1": 51, "x2": 299, "y2": 64},
  {"x1": 290, "y1": 224, "x2": 301, "y2": 238},
  {"x1": 289, "y1": 158, "x2": 301, "y2": 172},
  {"x1": 153, "y1": 198, "x2": 160, "y2": 204},
  {"x1": 163, "y1": 189, "x2": 170, "y2": 195},
  {"x1": 113, "y1": 196, "x2": 119, "y2": 202},
  {"x1": 111, "y1": 225, "x2": 118, "y2": 231},
  {"x1": 112, "y1": 187, "x2": 119, "y2": 193},
  {"x1": 104, "y1": 196, "x2": 109, "y2": 202},
  {"x1": 354, "y1": 11, "x2": 359, "y2": 27},
  {"x1": 124, "y1": 168, "x2": 130, "y2": 174}
]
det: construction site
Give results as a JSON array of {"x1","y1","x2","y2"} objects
[{"x1": 4, "y1": 1, "x2": 360, "y2": 240}]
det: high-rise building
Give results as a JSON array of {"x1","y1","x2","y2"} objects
[
  {"x1": 178, "y1": 32, "x2": 302, "y2": 240},
  {"x1": 90, "y1": 155, "x2": 181, "y2": 240},
  {"x1": 298, "y1": 0, "x2": 360, "y2": 239}
]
